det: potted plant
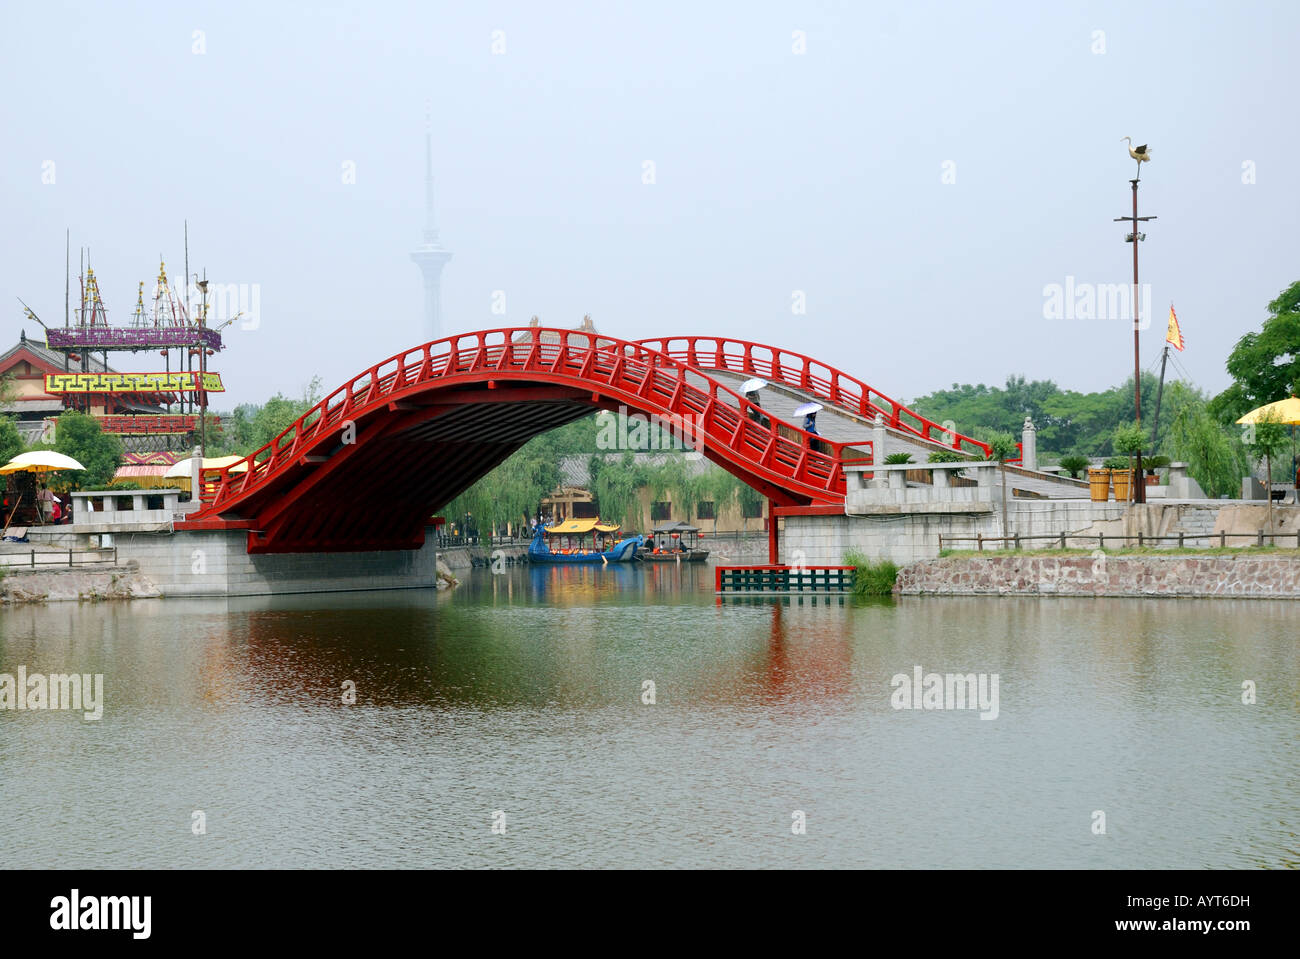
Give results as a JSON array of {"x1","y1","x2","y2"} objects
[
  {"x1": 1086, "y1": 458, "x2": 1112, "y2": 502},
  {"x1": 883, "y1": 451, "x2": 917, "y2": 485},
  {"x1": 1103, "y1": 455, "x2": 1132, "y2": 500},
  {"x1": 1142, "y1": 454, "x2": 1170, "y2": 486},
  {"x1": 1111, "y1": 422, "x2": 1147, "y2": 502},
  {"x1": 927, "y1": 448, "x2": 968, "y2": 480},
  {"x1": 1059, "y1": 454, "x2": 1090, "y2": 480}
]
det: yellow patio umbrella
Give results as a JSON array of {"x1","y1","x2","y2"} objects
[
  {"x1": 1234, "y1": 396, "x2": 1300, "y2": 425},
  {"x1": 1237, "y1": 396, "x2": 1300, "y2": 489},
  {"x1": 0, "y1": 451, "x2": 85, "y2": 532},
  {"x1": 0, "y1": 450, "x2": 87, "y2": 474}
]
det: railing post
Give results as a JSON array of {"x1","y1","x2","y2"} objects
[
  {"x1": 977, "y1": 533, "x2": 983, "y2": 552},
  {"x1": 1220, "y1": 531, "x2": 1226, "y2": 548},
  {"x1": 1138, "y1": 532, "x2": 1144, "y2": 548},
  {"x1": 1258, "y1": 530, "x2": 1265, "y2": 547},
  {"x1": 1059, "y1": 532, "x2": 1066, "y2": 550},
  {"x1": 1178, "y1": 532, "x2": 1184, "y2": 548}
]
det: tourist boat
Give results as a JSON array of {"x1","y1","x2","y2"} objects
[
  {"x1": 639, "y1": 520, "x2": 710, "y2": 563},
  {"x1": 528, "y1": 518, "x2": 643, "y2": 564}
]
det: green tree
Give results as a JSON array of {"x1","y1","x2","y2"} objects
[
  {"x1": 0, "y1": 416, "x2": 22, "y2": 465},
  {"x1": 983, "y1": 431, "x2": 1018, "y2": 536},
  {"x1": 1210, "y1": 281, "x2": 1300, "y2": 423},
  {"x1": 911, "y1": 373, "x2": 1158, "y2": 458},
  {"x1": 40, "y1": 411, "x2": 124, "y2": 491},
  {"x1": 1244, "y1": 410, "x2": 1289, "y2": 535},
  {"x1": 589, "y1": 451, "x2": 646, "y2": 530},
  {"x1": 1168, "y1": 399, "x2": 1247, "y2": 498},
  {"x1": 690, "y1": 464, "x2": 751, "y2": 531}
]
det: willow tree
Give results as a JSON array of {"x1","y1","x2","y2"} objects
[
  {"x1": 589, "y1": 451, "x2": 645, "y2": 530},
  {"x1": 1168, "y1": 400, "x2": 1247, "y2": 499}
]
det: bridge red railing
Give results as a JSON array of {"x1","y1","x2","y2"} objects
[
  {"x1": 190, "y1": 328, "x2": 868, "y2": 520},
  {"x1": 633, "y1": 336, "x2": 993, "y2": 459}
]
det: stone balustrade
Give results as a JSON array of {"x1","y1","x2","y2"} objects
[{"x1": 69, "y1": 489, "x2": 186, "y2": 531}]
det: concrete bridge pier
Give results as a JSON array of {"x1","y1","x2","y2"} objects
[{"x1": 112, "y1": 527, "x2": 443, "y2": 597}]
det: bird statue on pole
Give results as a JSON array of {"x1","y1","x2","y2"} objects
[{"x1": 1121, "y1": 136, "x2": 1152, "y2": 178}]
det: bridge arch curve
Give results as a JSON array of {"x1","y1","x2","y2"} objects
[{"x1": 179, "y1": 328, "x2": 865, "y2": 553}]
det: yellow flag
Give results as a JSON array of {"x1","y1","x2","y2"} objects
[{"x1": 1166, "y1": 305, "x2": 1185, "y2": 352}]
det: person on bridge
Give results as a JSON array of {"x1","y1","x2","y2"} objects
[
  {"x1": 795, "y1": 402, "x2": 827, "y2": 454},
  {"x1": 741, "y1": 378, "x2": 770, "y2": 430}
]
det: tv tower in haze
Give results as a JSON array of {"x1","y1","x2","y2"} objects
[{"x1": 410, "y1": 110, "x2": 452, "y2": 340}]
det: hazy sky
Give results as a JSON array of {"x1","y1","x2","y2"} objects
[{"x1": 4, "y1": 0, "x2": 1297, "y2": 411}]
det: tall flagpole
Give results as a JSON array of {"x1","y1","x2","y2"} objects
[{"x1": 1114, "y1": 167, "x2": 1157, "y2": 504}]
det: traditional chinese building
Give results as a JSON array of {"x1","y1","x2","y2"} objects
[{"x1": 10, "y1": 258, "x2": 226, "y2": 453}]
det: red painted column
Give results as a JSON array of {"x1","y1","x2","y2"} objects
[{"x1": 767, "y1": 499, "x2": 779, "y2": 565}]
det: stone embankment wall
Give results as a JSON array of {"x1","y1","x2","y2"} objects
[
  {"x1": 1, "y1": 563, "x2": 162, "y2": 604},
  {"x1": 439, "y1": 544, "x2": 527, "y2": 570},
  {"x1": 783, "y1": 502, "x2": 1300, "y2": 567},
  {"x1": 895, "y1": 554, "x2": 1300, "y2": 598}
]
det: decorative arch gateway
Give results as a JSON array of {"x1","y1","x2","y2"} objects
[{"x1": 177, "y1": 327, "x2": 984, "y2": 555}]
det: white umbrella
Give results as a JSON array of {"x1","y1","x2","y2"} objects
[
  {"x1": 740, "y1": 377, "x2": 768, "y2": 394},
  {"x1": 793, "y1": 402, "x2": 824, "y2": 417},
  {"x1": 163, "y1": 456, "x2": 249, "y2": 479}
]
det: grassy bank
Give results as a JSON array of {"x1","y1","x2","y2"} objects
[{"x1": 844, "y1": 549, "x2": 899, "y2": 596}]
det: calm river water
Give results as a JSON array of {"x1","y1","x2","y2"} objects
[{"x1": 1, "y1": 563, "x2": 1296, "y2": 868}]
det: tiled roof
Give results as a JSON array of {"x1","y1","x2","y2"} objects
[
  {"x1": 511, "y1": 315, "x2": 620, "y2": 350},
  {"x1": 0, "y1": 331, "x2": 112, "y2": 374}
]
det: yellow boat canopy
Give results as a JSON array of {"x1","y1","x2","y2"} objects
[{"x1": 545, "y1": 518, "x2": 621, "y2": 535}]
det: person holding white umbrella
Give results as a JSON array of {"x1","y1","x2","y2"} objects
[
  {"x1": 794, "y1": 401, "x2": 826, "y2": 454},
  {"x1": 741, "y1": 377, "x2": 770, "y2": 430}
]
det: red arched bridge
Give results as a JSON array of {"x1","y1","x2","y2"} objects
[{"x1": 177, "y1": 328, "x2": 990, "y2": 553}]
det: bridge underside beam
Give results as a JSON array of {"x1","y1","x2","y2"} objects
[{"x1": 244, "y1": 397, "x2": 599, "y2": 553}]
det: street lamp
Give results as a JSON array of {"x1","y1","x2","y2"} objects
[{"x1": 1113, "y1": 142, "x2": 1157, "y2": 504}]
